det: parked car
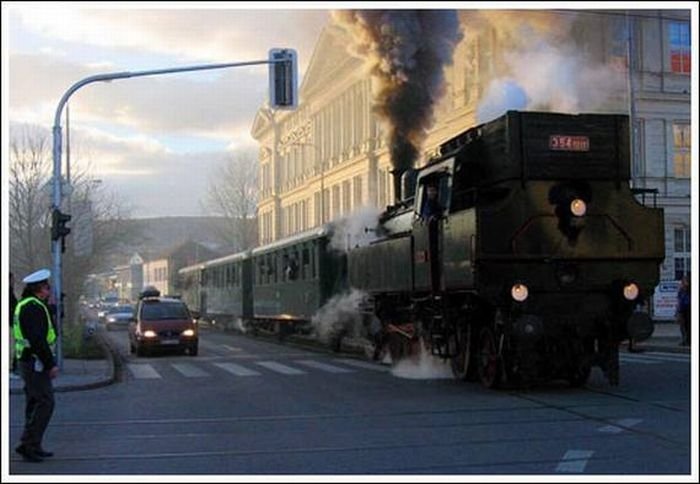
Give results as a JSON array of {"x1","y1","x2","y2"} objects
[
  {"x1": 103, "y1": 305, "x2": 135, "y2": 331},
  {"x1": 128, "y1": 287, "x2": 198, "y2": 357}
]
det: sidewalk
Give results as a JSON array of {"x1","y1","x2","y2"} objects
[
  {"x1": 9, "y1": 322, "x2": 690, "y2": 394},
  {"x1": 635, "y1": 320, "x2": 691, "y2": 354},
  {"x1": 9, "y1": 336, "x2": 119, "y2": 395}
]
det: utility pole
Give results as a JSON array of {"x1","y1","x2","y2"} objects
[{"x1": 50, "y1": 49, "x2": 298, "y2": 367}]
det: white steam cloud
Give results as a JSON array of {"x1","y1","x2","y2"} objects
[
  {"x1": 391, "y1": 343, "x2": 454, "y2": 380},
  {"x1": 311, "y1": 288, "x2": 369, "y2": 345},
  {"x1": 476, "y1": 29, "x2": 627, "y2": 123},
  {"x1": 330, "y1": 206, "x2": 383, "y2": 252}
]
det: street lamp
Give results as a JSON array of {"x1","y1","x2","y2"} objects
[{"x1": 50, "y1": 50, "x2": 298, "y2": 367}]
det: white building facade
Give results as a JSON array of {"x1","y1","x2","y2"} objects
[{"x1": 252, "y1": 10, "x2": 692, "y2": 306}]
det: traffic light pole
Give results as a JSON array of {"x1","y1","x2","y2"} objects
[{"x1": 51, "y1": 52, "x2": 297, "y2": 368}]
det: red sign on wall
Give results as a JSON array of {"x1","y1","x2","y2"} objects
[{"x1": 549, "y1": 135, "x2": 590, "y2": 152}]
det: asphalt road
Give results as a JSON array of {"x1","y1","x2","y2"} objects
[{"x1": 8, "y1": 327, "x2": 692, "y2": 476}]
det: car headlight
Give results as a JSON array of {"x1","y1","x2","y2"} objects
[
  {"x1": 107, "y1": 317, "x2": 117, "y2": 323},
  {"x1": 511, "y1": 283, "x2": 529, "y2": 302},
  {"x1": 623, "y1": 283, "x2": 639, "y2": 301},
  {"x1": 182, "y1": 329, "x2": 195, "y2": 337},
  {"x1": 143, "y1": 330, "x2": 157, "y2": 338}
]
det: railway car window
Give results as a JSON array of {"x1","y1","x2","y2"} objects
[
  {"x1": 282, "y1": 251, "x2": 289, "y2": 282},
  {"x1": 311, "y1": 243, "x2": 317, "y2": 279},
  {"x1": 302, "y1": 247, "x2": 310, "y2": 280},
  {"x1": 270, "y1": 254, "x2": 277, "y2": 284},
  {"x1": 285, "y1": 254, "x2": 299, "y2": 281}
]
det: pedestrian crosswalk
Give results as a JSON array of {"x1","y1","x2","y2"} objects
[
  {"x1": 619, "y1": 351, "x2": 690, "y2": 365},
  {"x1": 125, "y1": 357, "x2": 384, "y2": 380},
  {"x1": 124, "y1": 347, "x2": 687, "y2": 381}
]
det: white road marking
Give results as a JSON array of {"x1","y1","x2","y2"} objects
[
  {"x1": 127, "y1": 364, "x2": 161, "y2": 379},
  {"x1": 294, "y1": 360, "x2": 355, "y2": 373},
  {"x1": 618, "y1": 356, "x2": 656, "y2": 365},
  {"x1": 255, "y1": 361, "x2": 306, "y2": 375},
  {"x1": 213, "y1": 362, "x2": 261, "y2": 376},
  {"x1": 334, "y1": 358, "x2": 390, "y2": 372},
  {"x1": 598, "y1": 418, "x2": 643, "y2": 434},
  {"x1": 556, "y1": 450, "x2": 594, "y2": 473},
  {"x1": 222, "y1": 345, "x2": 244, "y2": 352},
  {"x1": 171, "y1": 363, "x2": 210, "y2": 378},
  {"x1": 623, "y1": 352, "x2": 690, "y2": 363}
]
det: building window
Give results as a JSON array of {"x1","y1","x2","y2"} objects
[
  {"x1": 378, "y1": 169, "x2": 387, "y2": 208},
  {"x1": 314, "y1": 191, "x2": 322, "y2": 226},
  {"x1": 342, "y1": 180, "x2": 351, "y2": 214},
  {"x1": 332, "y1": 185, "x2": 341, "y2": 220},
  {"x1": 669, "y1": 22, "x2": 690, "y2": 74},
  {"x1": 674, "y1": 226, "x2": 691, "y2": 280},
  {"x1": 353, "y1": 175, "x2": 363, "y2": 208},
  {"x1": 323, "y1": 188, "x2": 330, "y2": 223},
  {"x1": 673, "y1": 123, "x2": 690, "y2": 178}
]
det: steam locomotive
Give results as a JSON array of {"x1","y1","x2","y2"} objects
[{"x1": 180, "y1": 111, "x2": 664, "y2": 389}]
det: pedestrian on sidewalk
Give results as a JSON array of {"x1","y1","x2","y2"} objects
[
  {"x1": 9, "y1": 272, "x2": 19, "y2": 378},
  {"x1": 13, "y1": 268, "x2": 59, "y2": 463},
  {"x1": 677, "y1": 274, "x2": 691, "y2": 346}
]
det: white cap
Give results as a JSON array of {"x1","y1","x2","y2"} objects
[{"x1": 22, "y1": 269, "x2": 51, "y2": 284}]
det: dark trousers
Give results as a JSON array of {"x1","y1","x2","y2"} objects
[
  {"x1": 18, "y1": 360, "x2": 55, "y2": 450},
  {"x1": 681, "y1": 310, "x2": 691, "y2": 345}
]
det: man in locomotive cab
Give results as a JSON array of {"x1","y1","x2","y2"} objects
[
  {"x1": 420, "y1": 180, "x2": 444, "y2": 222},
  {"x1": 418, "y1": 177, "x2": 446, "y2": 294}
]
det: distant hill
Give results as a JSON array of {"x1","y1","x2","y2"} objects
[{"x1": 103, "y1": 216, "x2": 240, "y2": 270}]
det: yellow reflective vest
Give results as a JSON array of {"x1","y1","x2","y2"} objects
[{"x1": 13, "y1": 297, "x2": 56, "y2": 357}]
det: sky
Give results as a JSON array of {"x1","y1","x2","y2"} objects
[{"x1": 3, "y1": 2, "x2": 330, "y2": 218}]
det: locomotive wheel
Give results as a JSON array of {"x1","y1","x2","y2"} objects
[
  {"x1": 478, "y1": 327, "x2": 501, "y2": 389},
  {"x1": 451, "y1": 324, "x2": 475, "y2": 381}
]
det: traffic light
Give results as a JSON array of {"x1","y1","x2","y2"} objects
[
  {"x1": 268, "y1": 48, "x2": 298, "y2": 109},
  {"x1": 51, "y1": 208, "x2": 71, "y2": 241}
]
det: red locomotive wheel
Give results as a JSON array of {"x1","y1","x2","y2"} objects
[{"x1": 478, "y1": 327, "x2": 501, "y2": 389}]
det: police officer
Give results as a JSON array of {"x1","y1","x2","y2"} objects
[{"x1": 13, "y1": 269, "x2": 59, "y2": 462}]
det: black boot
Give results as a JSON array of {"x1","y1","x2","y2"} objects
[{"x1": 15, "y1": 445, "x2": 44, "y2": 463}]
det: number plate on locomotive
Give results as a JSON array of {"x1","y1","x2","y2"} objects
[{"x1": 549, "y1": 135, "x2": 590, "y2": 152}]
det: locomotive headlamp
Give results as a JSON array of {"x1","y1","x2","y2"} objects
[
  {"x1": 511, "y1": 283, "x2": 529, "y2": 302},
  {"x1": 570, "y1": 198, "x2": 587, "y2": 217},
  {"x1": 623, "y1": 283, "x2": 640, "y2": 301}
]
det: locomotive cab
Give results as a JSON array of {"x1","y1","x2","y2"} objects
[{"x1": 412, "y1": 162, "x2": 453, "y2": 293}]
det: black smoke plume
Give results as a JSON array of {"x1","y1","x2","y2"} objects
[{"x1": 333, "y1": 10, "x2": 463, "y2": 172}]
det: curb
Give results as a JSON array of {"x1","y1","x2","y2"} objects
[{"x1": 9, "y1": 333, "x2": 120, "y2": 395}]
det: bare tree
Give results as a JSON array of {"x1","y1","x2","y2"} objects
[
  {"x1": 9, "y1": 123, "x2": 138, "y2": 324},
  {"x1": 9, "y1": 125, "x2": 52, "y2": 274},
  {"x1": 205, "y1": 148, "x2": 259, "y2": 252}
]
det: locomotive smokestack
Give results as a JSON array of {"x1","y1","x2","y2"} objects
[
  {"x1": 391, "y1": 168, "x2": 404, "y2": 203},
  {"x1": 332, "y1": 10, "x2": 463, "y2": 202}
]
